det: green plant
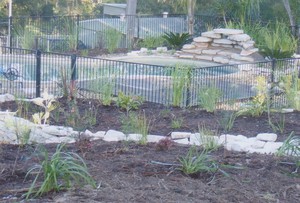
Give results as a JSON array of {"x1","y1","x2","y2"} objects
[
  {"x1": 162, "y1": 32, "x2": 190, "y2": 50},
  {"x1": 13, "y1": 24, "x2": 40, "y2": 49},
  {"x1": 120, "y1": 112, "x2": 150, "y2": 145},
  {"x1": 280, "y1": 71, "x2": 300, "y2": 110},
  {"x1": 32, "y1": 89, "x2": 58, "y2": 125},
  {"x1": 171, "y1": 65, "x2": 192, "y2": 107},
  {"x1": 138, "y1": 35, "x2": 166, "y2": 49},
  {"x1": 219, "y1": 111, "x2": 237, "y2": 133},
  {"x1": 4, "y1": 117, "x2": 31, "y2": 146},
  {"x1": 178, "y1": 146, "x2": 218, "y2": 176},
  {"x1": 277, "y1": 132, "x2": 300, "y2": 157},
  {"x1": 104, "y1": 28, "x2": 122, "y2": 53},
  {"x1": 198, "y1": 124, "x2": 219, "y2": 151},
  {"x1": 258, "y1": 21, "x2": 298, "y2": 59},
  {"x1": 198, "y1": 87, "x2": 221, "y2": 113},
  {"x1": 25, "y1": 144, "x2": 96, "y2": 199},
  {"x1": 58, "y1": 67, "x2": 77, "y2": 100},
  {"x1": 237, "y1": 76, "x2": 267, "y2": 117},
  {"x1": 171, "y1": 116, "x2": 183, "y2": 129},
  {"x1": 116, "y1": 92, "x2": 143, "y2": 113},
  {"x1": 100, "y1": 79, "x2": 114, "y2": 106},
  {"x1": 268, "y1": 114, "x2": 285, "y2": 134},
  {"x1": 15, "y1": 95, "x2": 30, "y2": 120}
]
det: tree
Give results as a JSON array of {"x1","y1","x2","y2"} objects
[
  {"x1": 282, "y1": 0, "x2": 296, "y2": 34},
  {"x1": 158, "y1": 0, "x2": 197, "y2": 35}
]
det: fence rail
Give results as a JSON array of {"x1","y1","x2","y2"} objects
[{"x1": 0, "y1": 46, "x2": 299, "y2": 109}]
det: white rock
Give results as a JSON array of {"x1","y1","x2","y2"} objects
[
  {"x1": 231, "y1": 53, "x2": 254, "y2": 62},
  {"x1": 229, "y1": 141, "x2": 251, "y2": 152},
  {"x1": 103, "y1": 130, "x2": 126, "y2": 142},
  {"x1": 256, "y1": 133, "x2": 278, "y2": 142},
  {"x1": 281, "y1": 108, "x2": 294, "y2": 113},
  {"x1": 219, "y1": 44, "x2": 234, "y2": 48},
  {"x1": 41, "y1": 125, "x2": 74, "y2": 137},
  {"x1": 248, "y1": 142, "x2": 283, "y2": 154},
  {"x1": 193, "y1": 36, "x2": 213, "y2": 43},
  {"x1": 195, "y1": 55, "x2": 213, "y2": 61},
  {"x1": 84, "y1": 129, "x2": 94, "y2": 137},
  {"x1": 127, "y1": 51, "x2": 139, "y2": 56},
  {"x1": 91, "y1": 131, "x2": 106, "y2": 140},
  {"x1": 202, "y1": 49, "x2": 221, "y2": 55},
  {"x1": 213, "y1": 28, "x2": 244, "y2": 35},
  {"x1": 179, "y1": 54, "x2": 194, "y2": 59},
  {"x1": 240, "y1": 48, "x2": 259, "y2": 56},
  {"x1": 236, "y1": 135, "x2": 248, "y2": 141},
  {"x1": 140, "y1": 48, "x2": 148, "y2": 53},
  {"x1": 182, "y1": 44, "x2": 196, "y2": 50},
  {"x1": 189, "y1": 133, "x2": 201, "y2": 145},
  {"x1": 201, "y1": 31, "x2": 222, "y2": 39},
  {"x1": 213, "y1": 39, "x2": 234, "y2": 45},
  {"x1": 228, "y1": 34, "x2": 251, "y2": 42},
  {"x1": 173, "y1": 138, "x2": 190, "y2": 145},
  {"x1": 218, "y1": 50, "x2": 235, "y2": 57},
  {"x1": 147, "y1": 135, "x2": 165, "y2": 143},
  {"x1": 241, "y1": 41, "x2": 255, "y2": 49},
  {"x1": 156, "y1": 47, "x2": 168, "y2": 52},
  {"x1": 213, "y1": 56, "x2": 229, "y2": 64},
  {"x1": 219, "y1": 134, "x2": 239, "y2": 145},
  {"x1": 171, "y1": 132, "x2": 191, "y2": 139},
  {"x1": 127, "y1": 133, "x2": 142, "y2": 141},
  {"x1": 194, "y1": 42, "x2": 209, "y2": 48},
  {"x1": 250, "y1": 140, "x2": 266, "y2": 149},
  {"x1": 211, "y1": 43, "x2": 221, "y2": 47},
  {"x1": 182, "y1": 49, "x2": 203, "y2": 54}
]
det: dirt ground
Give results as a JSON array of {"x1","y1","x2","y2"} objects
[{"x1": 0, "y1": 98, "x2": 300, "y2": 202}]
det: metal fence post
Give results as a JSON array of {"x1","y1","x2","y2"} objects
[
  {"x1": 8, "y1": 16, "x2": 13, "y2": 53},
  {"x1": 70, "y1": 54, "x2": 77, "y2": 98},
  {"x1": 76, "y1": 14, "x2": 80, "y2": 51},
  {"x1": 36, "y1": 50, "x2": 42, "y2": 97},
  {"x1": 270, "y1": 58, "x2": 276, "y2": 106}
]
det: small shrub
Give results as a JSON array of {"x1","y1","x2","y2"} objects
[
  {"x1": 237, "y1": 76, "x2": 267, "y2": 117},
  {"x1": 219, "y1": 111, "x2": 237, "y2": 133},
  {"x1": 104, "y1": 28, "x2": 122, "y2": 54},
  {"x1": 198, "y1": 125, "x2": 219, "y2": 151},
  {"x1": 280, "y1": 71, "x2": 300, "y2": 110},
  {"x1": 138, "y1": 35, "x2": 166, "y2": 49},
  {"x1": 178, "y1": 146, "x2": 217, "y2": 176},
  {"x1": 162, "y1": 32, "x2": 190, "y2": 50},
  {"x1": 198, "y1": 87, "x2": 221, "y2": 113},
  {"x1": 277, "y1": 132, "x2": 300, "y2": 157},
  {"x1": 171, "y1": 65, "x2": 192, "y2": 107},
  {"x1": 258, "y1": 21, "x2": 298, "y2": 59},
  {"x1": 25, "y1": 144, "x2": 96, "y2": 199},
  {"x1": 116, "y1": 92, "x2": 143, "y2": 113},
  {"x1": 171, "y1": 116, "x2": 183, "y2": 129},
  {"x1": 120, "y1": 112, "x2": 150, "y2": 145}
]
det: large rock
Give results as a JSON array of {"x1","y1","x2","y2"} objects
[
  {"x1": 231, "y1": 53, "x2": 255, "y2": 62},
  {"x1": 256, "y1": 133, "x2": 278, "y2": 142},
  {"x1": 103, "y1": 130, "x2": 126, "y2": 142},
  {"x1": 195, "y1": 55, "x2": 213, "y2": 61},
  {"x1": 171, "y1": 132, "x2": 191, "y2": 139},
  {"x1": 213, "y1": 39, "x2": 235, "y2": 45},
  {"x1": 182, "y1": 44, "x2": 196, "y2": 50},
  {"x1": 228, "y1": 34, "x2": 251, "y2": 42},
  {"x1": 214, "y1": 28, "x2": 244, "y2": 35},
  {"x1": 213, "y1": 56, "x2": 230, "y2": 64},
  {"x1": 240, "y1": 48, "x2": 259, "y2": 56},
  {"x1": 0, "y1": 94, "x2": 15, "y2": 103},
  {"x1": 193, "y1": 36, "x2": 213, "y2": 43},
  {"x1": 41, "y1": 125, "x2": 75, "y2": 137},
  {"x1": 201, "y1": 31, "x2": 222, "y2": 39},
  {"x1": 202, "y1": 49, "x2": 222, "y2": 55}
]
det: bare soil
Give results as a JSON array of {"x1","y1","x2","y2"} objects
[{"x1": 0, "y1": 98, "x2": 300, "y2": 203}]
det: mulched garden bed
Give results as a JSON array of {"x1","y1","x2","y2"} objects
[{"x1": 0, "y1": 97, "x2": 299, "y2": 202}]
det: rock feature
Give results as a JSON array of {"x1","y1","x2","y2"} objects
[{"x1": 178, "y1": 28, "x2": 264, "y2": 64}]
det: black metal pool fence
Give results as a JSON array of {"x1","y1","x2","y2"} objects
[{"x1": 0, "y1": 46, "x2": 299, "y2": 109}]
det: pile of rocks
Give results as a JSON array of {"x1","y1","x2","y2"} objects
[
  {"x1": 0, "y1": 111, "x2": 286, "y2": 155},
  {"x1": 177, "y1": 28, "x2": 264, "y2": 64}
]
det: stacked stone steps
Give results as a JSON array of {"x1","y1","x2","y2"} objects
[{"x1": 178, "y1": 28, "x2": 264, "y2": 64}]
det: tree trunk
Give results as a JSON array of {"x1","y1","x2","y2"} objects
[
  {"x1": 126, "y1": 0, "x2": 137, "y2": 49},
  {"x1": 282, "y1": 0, "x2": 296, "y2": 35},
  {"x1": 187, "y1": 0, "x2": 194, "y2": 35}
]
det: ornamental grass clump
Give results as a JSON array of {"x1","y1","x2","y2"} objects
[{"x1": 25, "y1": 144, "x2": 96, "y2": 199}]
